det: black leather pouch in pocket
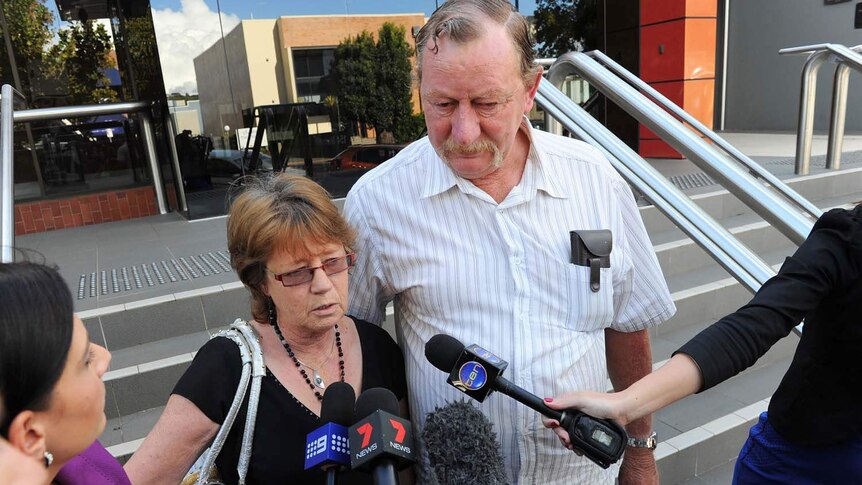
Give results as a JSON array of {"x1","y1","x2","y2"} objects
[{"x1": 570, "y1": 230, "x2": 612, "y2": 292}]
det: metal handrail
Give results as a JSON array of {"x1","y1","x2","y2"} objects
[
  {"x1": 0, "y1": 87, "x2": 168, "y2": 262},
  {"x1": 585, "y1": 50, "x2": 822, "y2": 220},
  {"x1": 538, "y1": 77, "x2": 804, "y2": 335},
  {"x1": 779, "y1": 44, "x2": 862, "y2": 174},
  {"x1": 548, "y1": 52, "x2": 814, "y2": 246},
  {"x1": 536, "y1": 82, "x2": 769, "y2": 293},
  {"x1": 13, "y1": 101, "x2": 149, "y2": 122}
]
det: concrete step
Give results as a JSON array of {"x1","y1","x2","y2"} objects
[{"x1": 638, "y1": 166, "x2": 862, "y2": 236}]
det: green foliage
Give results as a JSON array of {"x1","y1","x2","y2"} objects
[
  {"x1": 393, "y1": 112, "x2": 426, "y2": 143},
  {"x1": 368, "y1": 22, "x2": 414, "y2": 143},
  {"x1": 0, "y1": 0, "x2": 54, "y2": 99},
  {"x1": 332, "y1": 23, "x2": 418, "y2": 144},
  {"x1": 122, "y1": 14, "x2": 159, "y2": 100},
  {"x1": 533, "y1": 0, "x2": 598, "y2": 58},
  {"x1": 48, "y1": 20, "x2": 118, "y2": 104},
  {"x1": 331, "y1": 31, "x2": 376, "y2": 128}
]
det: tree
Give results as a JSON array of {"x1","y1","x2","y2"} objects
[
  {"x1": 533, "y1": 0, "x2": 599, "y2": 58},
  {"x1": 47, "y1": 20, "x2": 118, "y2": 104},
  {"x1": 332, "y1": 24, "x2": 419, "y2": 144},
  {"x1": 331, "y1": 31, "x2": 376, "y2": 138},
  {"x1": 367, "y1": 23, "x2": 414, "y2": 144},
  {"x1": 0, "y1": 0, "x2": 54, "y2": 101},
  {"x1": 121, "y1": 14, "x2": 159, "y2": 100}
]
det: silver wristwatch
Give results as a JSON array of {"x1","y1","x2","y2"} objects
[{"x1": 626, "y1": 431, "x2": 657, "y2": 450}]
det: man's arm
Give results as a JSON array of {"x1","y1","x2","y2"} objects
[{"x1": 605, "y1": 327, "x2": 657, "y2": 485}]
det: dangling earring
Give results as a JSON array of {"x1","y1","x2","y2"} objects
[
  {"x1": 268, "y1": 298, "x2": 277, "y2": 326},
  {"x1": 43, "y1": 450, "x2": 54, "y2": 467}
]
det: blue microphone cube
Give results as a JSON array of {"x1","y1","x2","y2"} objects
[{"x1": 304, "y1": 423, "x2": 350, "y2": 470}]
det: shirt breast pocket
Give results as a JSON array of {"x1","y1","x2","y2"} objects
[{"x1": 565, "y1": 264, "x2": 614, "y2": 331}]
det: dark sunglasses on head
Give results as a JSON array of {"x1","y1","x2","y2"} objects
[{"x1": 267, "y1": 253, "x2": 356, "y2": 287}]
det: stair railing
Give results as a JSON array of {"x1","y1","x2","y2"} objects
[
  {"x1": 0, "y1": 84, "x2": 166, "y2": 262},
  {"x1": 779, "y1": 43, "x2": 862, "y2": 174},
  {"x1": 537, "y1": 81, "x2": 771, "y2": 293},
  {"x1": 585, "y1": 50, "x2": 822, "y2": 220},
  {"x1": 547, "y1": 52, "x2": 816, "y2": 247},
  {"x1": 538, "y1": 52, "x2": 819, "y2": 334}
]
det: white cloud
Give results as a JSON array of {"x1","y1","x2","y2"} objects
[{"x1": 151, "y1": 0, "x2": 240, "y2": 94}]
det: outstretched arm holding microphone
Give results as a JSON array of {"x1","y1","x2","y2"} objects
[
  {"x1": 543, "y1": 352, "x2": 701, "y2": 440},
  {"x1": 545, "y1": 205, "x2": 862, "y2": 483}
]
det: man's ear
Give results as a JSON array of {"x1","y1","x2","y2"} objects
[
  {"x1": 5, "y1": 411, "x2": 47, "y2": 461},
  {"x1": 524, "y1": 67, "x2": 544, "y2": 114}
]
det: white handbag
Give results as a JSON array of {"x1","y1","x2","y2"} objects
[{"x1": 181, "y1": 319, "x2": 266, "y2": 485}]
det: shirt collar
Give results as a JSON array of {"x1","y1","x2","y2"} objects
[{"x1": 421, "y1": 116, "x2": 567, "y2": 200}]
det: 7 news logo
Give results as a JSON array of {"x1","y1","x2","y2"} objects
[{"x1": 356, "y1": 419, "x2": 410, "y2": 453}]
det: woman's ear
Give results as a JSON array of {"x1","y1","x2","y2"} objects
[{"x1": 5, "y1": 411, "x2": 47, "y2": 461}]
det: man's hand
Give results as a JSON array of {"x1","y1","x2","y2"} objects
[{"x1": 619, "y1": 447, "x2": 658, "y2": 485}]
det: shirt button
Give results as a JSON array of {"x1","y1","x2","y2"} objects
[{"x1": 512, "y1": 257, "x2": 522, "y2": 265}]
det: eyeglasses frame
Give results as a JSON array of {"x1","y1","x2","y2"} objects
[{"x1": 266, "y1": 252, "x2": 356, "y2": 287}]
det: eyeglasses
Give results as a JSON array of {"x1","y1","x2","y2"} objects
[{"x1": 267, "y1": 253, "x2": 356, "y2": 287}]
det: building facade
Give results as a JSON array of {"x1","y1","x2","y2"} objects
[{"x1": 5, "y1": 1, "x2": 859, "y2": 234}]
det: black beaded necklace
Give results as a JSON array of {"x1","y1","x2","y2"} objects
[{"x1": 268, "y1": 303, "x2": 345, "y2": 401}]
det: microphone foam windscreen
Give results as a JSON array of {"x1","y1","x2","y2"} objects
[
  {"x1": 321, "y1": 382, "x2": 355, "y2": 426},
  {"x1": 425, "y1": 334, "x2": 465, "y2": 372},
  {"x1": 354, "y1": 387, "x2": 399, "y2": 421},
  {"x1": 422, "y1": 400, "x2": 507, "y2": 485}
]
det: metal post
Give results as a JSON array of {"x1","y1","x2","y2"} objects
[
  {"x1": 1, "y1": 85, "x2": 14, "y2": 262},
  {"x1": 138, "y1": 111, "x2": 167, "y2": 214},
  {"x1": 164, "y1": 114, "x2": 188, "y2": 212},
  {"x1": 793, "y1": 52, "x2": 829, "y2": 175},
  {"x1": 826, "y1": 63, "x2": 851, "y2": 170}
]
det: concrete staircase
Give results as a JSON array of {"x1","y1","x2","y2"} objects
[{"x1": 83, "y1": 166, "x2": 862, "y2": 482}]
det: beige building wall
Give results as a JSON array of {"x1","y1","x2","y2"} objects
[
  {"x1": 275, "y1": 14, "x2": 425, "y2": 112},
  {"x1": 173, "y1": 110, "x2": 202, "y2": 135},
  {"x1": 195, "y1": 20, "x2": 287, "y2": 137},
  {"x1": 242, "y1": 19, "x2": 288, "y2": 107},
  {"x1": 194, "y1": 23, "x2": 248, "y2": 137},
  {"x1": 195, "y1": 14, "x2": 426, "y2": 139}
]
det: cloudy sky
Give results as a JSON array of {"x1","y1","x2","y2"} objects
[{"x1": 149, "y1": 0, "x2": 538, "y2": 94}]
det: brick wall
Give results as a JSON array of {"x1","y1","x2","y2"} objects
[{"x1": 14, "y1": 186, "x2": 158, "y2": 235}]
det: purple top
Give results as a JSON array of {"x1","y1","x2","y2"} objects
[{"x1": 55, "y1": 440, "x2": 130, "y2": 485}]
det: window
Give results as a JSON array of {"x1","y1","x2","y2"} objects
[{"x1": 293, "y1": 48, "x2": 335, "y2": 103}]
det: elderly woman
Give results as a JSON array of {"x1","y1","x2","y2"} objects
[
  {"x1": 125, "y1": 174, "x2": 409, "y2": 484},
  {"x1": 0, "y1": 262, "x2": 116, "y2": 484}
]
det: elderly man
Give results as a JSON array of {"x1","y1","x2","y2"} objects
[{"x1": 344, "y1": 0, "x2": 675, "y2": 483}]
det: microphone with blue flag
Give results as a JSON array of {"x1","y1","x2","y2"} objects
[{"x1": 304, "y1": 382, "x2": 355, "y2": 483}]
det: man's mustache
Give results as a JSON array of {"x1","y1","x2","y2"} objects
[{"x1": 441, "y1": 138, "x2": 498, "y2": 155}]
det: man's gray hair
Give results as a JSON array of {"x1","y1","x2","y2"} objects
[{"x1": 415, "y1": 0, "x2": 539, "y2": 86}]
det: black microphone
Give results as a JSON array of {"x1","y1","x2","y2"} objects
[
  {"x1": 348, "y1": 388, "x2": 415, "y2": 485},
  {"x1": 422, "y1": 400, "x2": 507, "y2": 485},
  {"x1": 304, "y1": 382, "x2": 355, "y2": 485},
  {"x1": 425, "y1": 334, "x2": 627, "y2": 469}
]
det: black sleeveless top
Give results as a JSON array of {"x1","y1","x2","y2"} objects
[{"x1": 173, "y1": 318, "x2": 407, "y2": 484}]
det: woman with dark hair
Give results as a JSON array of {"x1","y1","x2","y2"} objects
[
  {"x1": 125, "y1": 174, "x2": 410, "y2": 485},
  {"x1": 0, "y1": 262, "x2": 114, "y2": 483},
  {"x1": 544, "y1": 204, "x2": 862, "y2": 483}
]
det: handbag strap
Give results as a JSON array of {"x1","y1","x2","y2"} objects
[{"x1": 196, "y1": 319, "x2": 265, "y2": 485}]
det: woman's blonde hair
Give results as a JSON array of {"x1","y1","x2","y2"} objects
[{"x1": 227, "y1": 174, "x2": 356, "y2": 322}]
